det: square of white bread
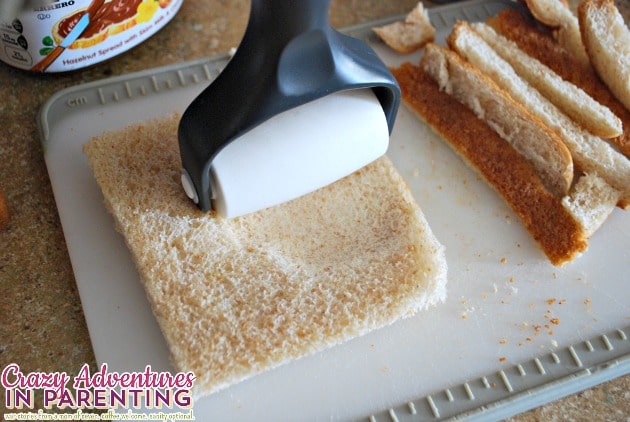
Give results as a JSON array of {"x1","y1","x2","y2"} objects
[{"x1": 83, "y1": 114, "x2": 447, "y2": 397}]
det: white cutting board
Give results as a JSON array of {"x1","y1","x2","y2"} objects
[{"x1": 40, "y1": 1, "x2": 630, "y2": 420}]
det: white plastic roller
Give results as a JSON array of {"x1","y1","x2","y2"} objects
[{"x1": 209, "y1": 89, "x2": 389, "y2": 218}]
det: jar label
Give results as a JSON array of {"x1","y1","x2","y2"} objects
[{"x1": 0, "y1": 0, "x2": 183, "y2": 72}]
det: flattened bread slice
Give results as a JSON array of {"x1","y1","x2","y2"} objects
[{"x1": 83, "y1": 114, "x2": 447, "y2": 397}]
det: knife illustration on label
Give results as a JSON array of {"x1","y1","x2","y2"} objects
[{"x1": 31, "y1": 0, "x2": 105, "y2": 72}]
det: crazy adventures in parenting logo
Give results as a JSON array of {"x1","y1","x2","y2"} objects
[{"x1": 2, "y1": 363, "x2": 196, "y2": 419}]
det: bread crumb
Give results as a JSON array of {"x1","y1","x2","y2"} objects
[
  {"x1": 373, "y1": 2, "x2": 435, "y2": 54},
  {"x1": 584, "y1": 297, "x2": 593, "y2": 313}
]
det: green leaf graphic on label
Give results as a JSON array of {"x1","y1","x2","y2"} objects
[
  {"x1": 40, "y1": 47, "x2": 54, "y2": 56},
  {"x1": 43, "y1": 36, "x2": 54, "y2": 47}
]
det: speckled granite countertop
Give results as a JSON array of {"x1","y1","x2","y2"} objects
[{"x1": 0, "y1": 0, "x2": 628, "y2": 420}]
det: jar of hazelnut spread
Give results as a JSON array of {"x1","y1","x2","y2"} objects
[{"x1": 0, "y1": 0, "x2": 183, "y2": 72}]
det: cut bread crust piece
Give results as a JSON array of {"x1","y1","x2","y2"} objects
[
  {"x1": 373, "y1": 2, "x2": 435, "y2": 54},
  {"x1": 578, "y1": 0, "x2": 630, "y2": 112},
  {"x1": 83, "y1": 114, "x2": 447, "y2": 397},
  {"x1": 448, "y1": 21, "x2": 630, "y2": 208},
  {"x1": 488, "y1": 8, "x2": 630, "y2": 158},
  {"x1": 524, "y1": 0, "x2": 590, "y2": 67},
  {"x1": 420, "y1": 43, "x2": 573, "y2": 197},
  {"x1": 471, "y1": 22, "x2": 622, "y2": 139},
  {"x1": 391, "y1": 62, "x2": 588, "y2": 265},
  {"x1": 562, "y1": 172, "x2": 620, "y2": 237}
]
